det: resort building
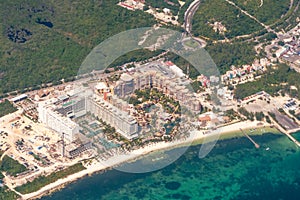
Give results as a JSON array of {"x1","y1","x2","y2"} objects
[
  {"x1": 87, "y1": 96, "x2": 139, "y2": 139},
  {"x1": 114, "y1": 61, "x2": 202, "y2": 113},
  {"x1": 59, "y1": 134, "x2": 93, "y2": 158},
  {"x1": 37, "y1": 99, "x2": 80, "y2": 142},
  {"x1": 37, "y1": 61, "x2": 201, "y2": 144}
]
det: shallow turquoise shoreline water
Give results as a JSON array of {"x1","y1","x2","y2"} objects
[{"x1": 42, "y1": 132, "x2": 300, "y2": 200}]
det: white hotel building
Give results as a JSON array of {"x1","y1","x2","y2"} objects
[
  {"x1": 38, "y1": 99, "x2": 80, "y2": 142},
  {"x1": 38, "y1": 93, "x2": 139, "y2": 141},
  {"x1": 87, "y1": 96, "x2": 139, "y2": 139}
]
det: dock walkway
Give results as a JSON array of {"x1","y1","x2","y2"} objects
[{"x1": 240, "y1": 128, "x2": 260, "y2": 148}]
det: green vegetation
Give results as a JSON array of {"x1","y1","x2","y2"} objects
[
  {"x1": 0, "y1": 100, "x2": 17, "y2": 117},
  {"x1": 165, "y1": 43, "x2": 243, "y2": 78},
  {"x1": 0, "y1": 0, "x2": 156, "y2": 95},
  {"x1": 255, "y1": 111, "x2": 265, "y2": 121},
  {"x1": 165, "y1": 52, "x2": 200, "y2": 79},
  {"x1": 290, "y1": 110, "x2": 300, "y2": 121},
  {"x1": 0, "y1": 186, "x2": 19, "y2": 200},
  {"x1": 16, "y1": 163, "x2": 86, "y2": 194},
  {"x1": 274, "y1": 0, "x2": 300, "y2": 32},
  {"x1": 234, "y1": 64, "x2": 300, "y2": 99},
  {"x1": 192, "y1": 0, "x2": 263, "y2": 40},
  {"x1": 178, "y1": 0, "x2": 194, "y2": 24},
  {"x1": 0, "y1": 155, "x2": 27, "y2": 177},
  {"x1": 231, "y1": 0, "x2": 291, "y2": 25},
  {"x1": 206, "y1": 42, "x2": 257, "y2": 74},
  {"x1": 190, "y1": 81, "x2": 203, "y2": 92},
  {"x1": 265, "y1": 115, "x2": 272, "y2": 123},
  {"x1": 103, "y1": 123, "x2": 116, "y2": 135},
  {"x1": 278, "y1": 41, "x2": 285, "y2": 46},
  {"x1": 257, "y1": 32, "x2": 278, "y2": 43},
  {"x1": 238, "y1": 107, "x2": 254, "y2": 121},
  {"x1": 130, "y1": 88, "x2": 180, "y2": 114},
  {"x1": 224, "y1": 109, "x2": 240, "y2": 121},
  {"x1": 184, "y1": 40, "x2": 198, "y2": 48},
  {"x1": 268, "y1": 112, "x2": 278, "y2": 124},
  {"x1": 109, "y1": 49, "x2": 165, "y2": 69}
]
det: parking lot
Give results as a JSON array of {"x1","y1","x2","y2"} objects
[{"x1": 272, "y1": 109, "x2": 299, "y2": 130}]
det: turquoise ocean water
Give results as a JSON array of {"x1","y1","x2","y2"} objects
[{"x1": 42, "y1": 132, "x2": 300, "y2": 200}]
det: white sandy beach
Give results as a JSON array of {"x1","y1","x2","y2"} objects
[{"x1": 21, "y1": 120, "x2": 271, "y2": 200}]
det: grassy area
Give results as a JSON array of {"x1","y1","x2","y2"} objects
[
  {"x1": 183, "y1": 39, "x2": 199, "y2": 48},
  {"x1": 0, "y1": 100, "x2": 17, "y2": 117},
  {"x1": 0, "y1": 0, "x2": 156, "y2": 95},
  {"x1": 0, "y1": 186, "x2": 20, "y2": 200},
  {"x1": 192, "y1": 0, "x2": 263, "y2": 40},
  {"x1": 231, "y1": 0, "x2": 291, "y2": 25},
  {"x1": 0, "y1": 155, "x2": 27, "y2": 177},
  {"x1": 15, "y1": 163, "x2": 86, "y2": 194}
]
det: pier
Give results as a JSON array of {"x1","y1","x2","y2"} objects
[
  {"x1": 284, "y1": 131, "x2": 300, "y2": 147},
  {"x1": 265, "y1": 113, "x2": 300, "y2": 147},
  {"x1": 273, "y1": 124, "x2": 300, "y2": 147},
  {"x1": 240, "y1": 128, "x2": 260, "y2": 148}
]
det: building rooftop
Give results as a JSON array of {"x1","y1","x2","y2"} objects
[
  {"x1": 10, "y1": 94, "x2": 28, "y2": 102},
  {"x1": 95, "y1": 82, "x2": 108, "y2": 90},
  {"x1": 120, "y1": 73, "x2": 133, "y2": 82}
]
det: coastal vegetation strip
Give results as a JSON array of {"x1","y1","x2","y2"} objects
[
  {"x1": 0, "y1": 155, "x2": 27, "y2": 177},
  {"x1": 15, "y1": 163, "x2": 86, "y2": 194},
  {"x1": 0, "y1": 100, "x2": 17, "y2": 117},
  {"x1": 0, "y1": 186, "x2": 20, "y2": 200}
]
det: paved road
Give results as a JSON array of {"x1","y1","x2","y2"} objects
[
  {"x1": 184, "y1": 0, "x2": 201, "y2": 34},
  {"x1": 183, "y1": 0, "x2": 207, "y2": 47}
]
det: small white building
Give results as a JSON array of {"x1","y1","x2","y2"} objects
[
  {"x1": 163, "y1": 8, "x2": 171, "y2": 15},
  {"x1": 170, "y1": 65, "x2": 185, "y2": 77}
]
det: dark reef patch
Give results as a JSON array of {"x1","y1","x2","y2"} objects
[{"x1": 165, "y1": 181, "x2": 181, "y2": 190}]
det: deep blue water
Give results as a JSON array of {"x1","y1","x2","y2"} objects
[{"x1": 42, "y1": 132, "x2": 300, "y2": 200}]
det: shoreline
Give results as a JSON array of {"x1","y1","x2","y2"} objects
[{"x1": 20, "y1": 121, "x2": 281, "y2": 200}]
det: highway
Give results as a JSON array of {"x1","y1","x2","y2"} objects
[
  {"x1": 183, "y1": 0, "x2": 207, "y2": 47},
  {"x1": 184, "y1": 0, "x2": 201, "y2": 34}
]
